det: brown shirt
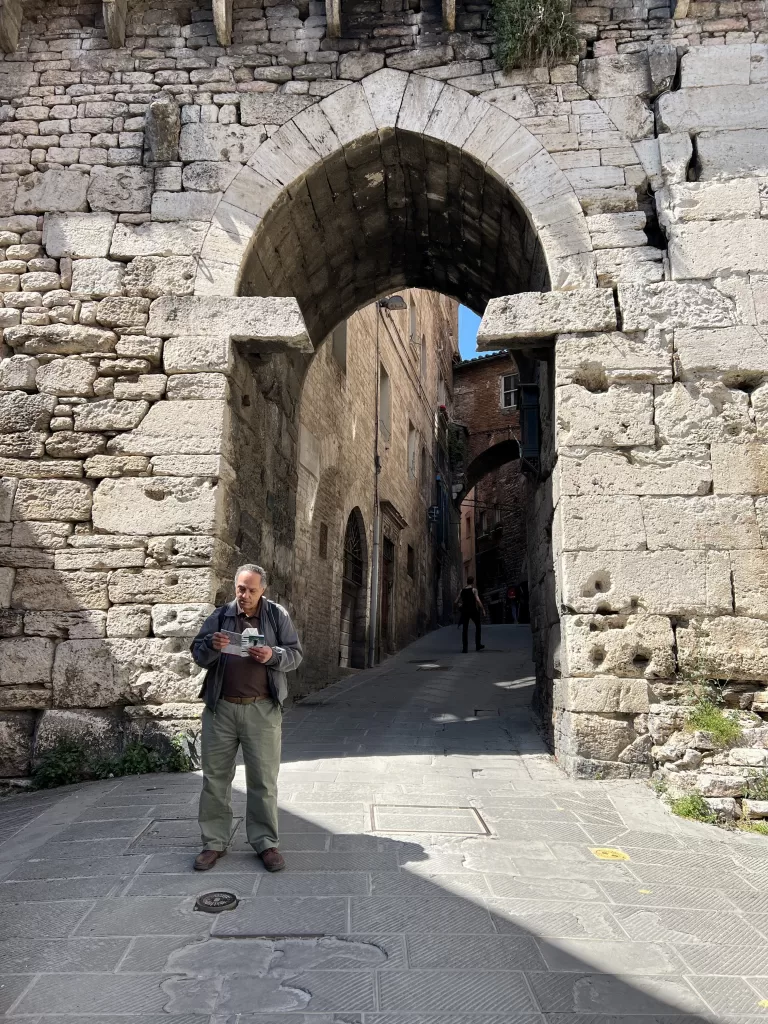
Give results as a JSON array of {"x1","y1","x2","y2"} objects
[{"x1": 221, "y1": 604, "x2": 270, "y2": 700}]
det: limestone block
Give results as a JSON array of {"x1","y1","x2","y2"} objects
[
  {"x1": 674, "y1": 326, "x2": 768, "y2": 383},
  {"x1": 125, "y1": 714, "x2": 201, "y2": 767},
  {"x1": 0, "y1": 434, "x2": 46, "y2": 458},
  {"x1": 648, "y1": 704, "x2": 687, "y2": 744},
  {"x1": 116, "y1": 336, "x2": 163, "y2": 364},
  {"x1": 33, "y1": 708, "x2": 123, "y2": 763},
  {"x1": 642, "y1": 496, "x2": 761, "y2": 551},
  {"x1": 43, "y1": 213, "x2": 117, "y2": 259},
  {"x1": 0, "y1": 711, "x2": 35, "y2": 776},
  {"x1": 110, "y1": 222, "x2": 208, "y2": 259},
  {"x1": 151, "y1": 191, "x2": 221, "y2": 223},
  {"x1": 96, "y1": 297, "x2": 150, "y2": 329},
  {"x1": 731, "y1": 550, "x2": 768, "y2": 619},
  {"x1": 36, "y1": 356, "x2": 98, "y2": 397},
  {"x1": 658, "y1": 133, "x2": 693, "y2": 186},
  {"x1": 45, "y1": 432, "x2": 107, "y2": 459},
  {"x1": 597, "y1": 96, "x2": 654, "y2": 141},
  {"x1": 555, "y1": 677, "x2": 650, "y2": 713},
  {"x1": 0, "y1": 547, "x2": 54, "y2": 569},
  {"x1": 24, "y1": 610, "x2": 107, "y2": 639},
  {"x1": 55, "y1": 547, "x2": 145, "y2": 571},
  {"x1": 677, "y1": 616, "x2": 768, "y2": 680},
  {"x1": 658, "y1": 85, "x2": 768, "y2": 134},
  {"x1": 107, "y1": 605, "x2": 151, "y2": 638},
  {"x1": 15, "y1": 170, "x2": 89, "y2": 214},
  {"x1": 4, "y1": 323, "x2": 118, "y2": 355},
  {"x1": 146, "y1": 93, "x2": 180, "y2": 162},
  {"x1": 0, "y1": 689, "x2": 50, "y2": 711},
  {"x1": 557, "y1": 445, "x2": 712, "y2": 497},
  {"x1": 0, "y1": 477, "x2": 14, "y2": 520},
  {"x1": 712, "y1": 442, "x2": 768, "y2": 494},
  {"x1": 669, "y1": 221, "x2": 768, "y2": 280},
  {"x1": 0, "y1": 637, "x2": 54, "y2": 686},
  {"x1": 93, "y1": 476, "x2": 220, "y2": 536},
  {"x1": 11, "y1": 479, "x2": 92, "y2": 522},
  {"x1": 21, "y1": 272, "x2": 59, "y2": 293},
  {"x1": 586, "y1": 212, "x2": 646, "y2": 250},
  {"x1": 0, "y1": 355, "x2": 37, "y2": 392},
  {"x1": 0, "y1": 566, "x2": 13, "y2": 607},
  {"x1": 70, "y1": 258, "x2": 125, "y2": 297},
  {"x1": 108, "y1": 568, "x2": 216, "y2": 605},
  {"x1": 555, "y1": 331, "x2": 672, "y2": 387},
  {"x1": 729, "y1": 747, "x2": 768, "y2": 767},
  {"x1": 655, "y1": 382, "x2": 754, "y2": 444},
  {"x1": 0, "y1": 391, "x2": 56, "y2": 433},
  {"x1": 660, "y1": 180, "x2": 761, "y2": 225},
  {"x1": 113, "y1": 376, "x2": 167, "y2": 401},
  {"x1": 84, "y1": 454, "x2": 149, "y2": 478},
  {"x1": 555, "y1": 495, "x2": 645, "y2": 552},
  {"x1": 595, "y1": 247, "x2": 664, "y2": 288},
  {"x1": 87, "y1": 167, "x2": 152, "y2": 214},
  {"x1": 697, "y1": 776, "x2": 747, "y2": 798},
  {"x1": 12, "y1": 569, "x2": 109, "y2": 610},
  {"x1": 166, "y1": 373, "x2": 228, "y2": 400},
  {"x1": 122, "y1": 256, "x2": 196, "y2": 299},
  {"x1": 73, "y1": 399, "x2": 149, "y2": 432},
  {"x1": 106, "y1": 399, "x2": 231, "y2": 457},
  {"x1": 559, "y1": 710, "x2": 638, "y2": 761},
  {"x1": 12, "y1": 522, "x2": 71, "y2": 548},
  {"x1": 0, "y1": 459, "x2": 82, "y2": 480},
  {"x1": 561, "y1": 612, "x2": 675, "y2": 679},
  {"x1": 178, "y1": 124, "x2": 266, "y2": 163},
  {"x1": 560, "y1": 550, "x2": 731, "y2": 616},
  {"x1": 578, "y1": 53, "x2": 652, "y2": 98},
  {"x1": 556, "y1": 384, "x2": 654, "y2": 448},
  {"x1": 619, "y1": 283, "x2": 736, "y2": 332},
  {"x1": 147, "y1": 296, "x2": 311, "y2": 353},
  {"x1": 697, "y1": 129, "x2": 768, "y2": 180},
  {"x1": 478, "y1": 290, "x2": 616, "y2": 347},
  {"x1": 145, "y1": 535, "x2": 229, "y2": 570},
  {"x1": 680, "y1": 44, "x2": 753, "y2": 88},
  {"x1": 742, "y1": 799, "x2": 768, "y2": 819},
  {"x1": 240, "y1": 94, "x2": 313, "y2": 126},
  {"x1": 163, "y1": 335, "x2": 234, "y2": 375},
  {"x1": 182, "y1": 163, "x2": 240, "y2": 193},
  {"x1": 151, "y1": 603, "x2": 215, "y2": 637}
]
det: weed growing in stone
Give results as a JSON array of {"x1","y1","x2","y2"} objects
[
  {"x1": 33, "y1": 736, "x2": 193, "y2": 790},
  {"x1": 746, "y1": 773, "x2": 768, "y2": 801},
  {"x1": 737, "y1": 820, "x2": 768, "y2": 836},
  {"x1": 685, "y1": 697, "x2": 743, "y2": 747},
  {"x1": 491, "y1": 0, "x2": 577, "y2": 70},
  {"x1": 669, "y1": 793, "x2": 717, "y2": 823}
]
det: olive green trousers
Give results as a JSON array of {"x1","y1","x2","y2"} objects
[{"x1": 198, "y1": 699, "x2": 282, "y2": 855}]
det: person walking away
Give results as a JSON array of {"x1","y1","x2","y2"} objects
[
  {"x1": 455, "y1": 576, "x2": 486, "y2": 653},
  {"x1": 190, "y1": 564, "x2": 303, "y2": 873}
]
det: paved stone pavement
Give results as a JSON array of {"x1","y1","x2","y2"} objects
[{"x1": 1, "y1": 624, "x2": 767, "y2": 1023}]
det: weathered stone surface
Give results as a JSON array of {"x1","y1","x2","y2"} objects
[
  {"x1": 240, "y1": 93, "x2": 313, "y2": 126},
  {"x1": 97, "y1": 297, "x2": 150, "y2": 329},
  {"x1": 557, "y1": 445, "x2": 712, "y2": 497},
  {"x1": 151, "y1": 191, "x2": 221, "y2": 223},
  {"x1": 669, "y1": 221, "x2": 768, "y2": 279},
  {"x1": 42, "y1": 213, "x2": 117, "y2": 259},
  {"x1": 11, "y1": 521, "x2": 71, "y2": 548},
  {"x1": 151, "y1": 603, "x2": 215, "y2": 637},
  {"x1": 674, "y1": 326, "x2": 768, "y2": 383},
  {"x1": 45, "y1": 431, "x2": 106, "y2": 460},
  {"x1": 150, "y1": 455, "x2": 234, "y2": 481},
  {"x1": 115, "y1": 336, "x2": 163, "y2": 364},
  {"x1": 24, "y1": 610, "x2": 107, "y2": 639},
  {"x1": 71, "y1": 258, "x2": 126, "y2": 297},
  {"x1": 122, "y1": 256, "x2": 197, "y2": 299},
  {"x1": 618, "y1": 283, "x2": 736, "y2": 331},
  {"x1": 711, "y1": 442, "x2": 768, "y2": 495},
  {"x1": 166, "y1": 373, "x2": 228, "y2": 400},
  {"x1": 15, "y1": 170, "x2": 89, "y2": 214},
  {"x1": 731, "y1": 550, "x2": 768, "y2": 619},
  {"x1": 87, "y1": 167, "x2": 153, "y2": 214},
  {"x1": 55, "y1": 547, "x2": 145, "y2": 571},
  {"x1": 0, "y1": 477, "x2": 14, "y2": 520},
  {"x1": 641, "y1": 496, "x2": 761, "y2": 551},
  {"x1": 697, "y1": 129, "x2": 768, "y2": 180},
  {"x1": 0, "y1": 355, "x2": 37, "y2": 392},
  {"x1": 182, "y1": 162, "x2": 240, "y2": 193},
  {"x1": 478, "y1": 290, "x2": 616, "y2": 347},
  {"x1": 559, "y1": 710, "x2": 638, "y2": 761},
  {"x1": 697, "y1": 775, "x2": 747, "y2": 798},
  {"x1": 0, "y1": 566, "x2": 13, "y2": 607},
  {"x1": 146, "y1": 93, "x2": 180, "y2": 162},
  {"x1": 110, "y1": 221, "x2": 208, "y2": 259},
  {"x1": 0, "y1": 711, "x2": 35, "y2": 776},
  {"x1": 556, "y1": 495, "x2": 645, "y2": 551},
  {"x1": 36, "y1": 356, "x2": 98, "y2": 397},
  {"x1": 0, "y1": 390, "x2": 56, "y2": 432},
  {"x1": 742, "y1": 799, "x2": 768, "y2": 818},
  {"x1": 147, "y1": 296, "x2": 311, "y2": 353},
  {"x1": 560, "y1": 550, "x2": 731, "y2": 616},
  {"x1": 106, "y1": 605, "x2": 151, "y2": 638},
  {"x1": 660, "y1": 180, "x2": 761, "y2": 224},
  {"x1": 0, "y1": 546, "x2": 54, "y2": 569},
  {"x1": 679, "y1": 43, "x2": 755, "y2": 88},
  {"x1": 555, "y1": 677, "x2": 650, "y2": 713},
  {"x1": 92, "y1": 477, "x2": 220, "y2": 536},
  {"x1": 578, "y1": 53, "x2": 652, "y2": 98},
  {"x1": 178, "y1": 123, "x2": 266, "y2": 163},
  {"x1": 73, "y1": 399, "x2": 149, "y2": 432},
  {"x1": 107, "y1": 400, "x2": 230, "y2": 457},
  {"x1": 728, "y1": 747, "x2": 768, "y2": 767},
  {"x1": 163, "y1": 335, "x2": 234, "y2": 375},
  {"x1": 655, "y1": 382, "x2": 753, "y2": 444},
  {"x1": 12, "y1": 569, "x2": 109, "y2": 611},
  {"x1": 11, "y1": 479, "x2": 92, "y2": 521},
  {"x1": 0, "y1": 637, "x2": 54, "y2": 685},
  {"x1": 4, "y1": 323, "x2": 118, "y2": 355},
  {"x1": 677, "y1": 616, "x2": 768, "y2": 680},
  {"x1": 33, "y1": 708, "x2": 123, "y2": 761},
  {"x1": 108, "y1": 568, "x2": 216, "y2": 604},
  {"x1": 598, "y1": 96, "x2": 654, "y2": 141},
  {"x1": 658, "y1": 85, "x2": 768, "y2": 134},
  {"x1": 0, "y1": 433, "x2": 46, "y2": 458},
  {"x1": 83, "y1": 455, "x2": 149, "y2": 479},
  {"x1": 556, "y1": 384, "x2": 654, "y2": 447},
  {"x1": 555, "y1": 331, "x2": 672, "y2": 387},
  {"x1": 561, "y1": 612, "x2": 675, "y2": 679},
  {"x1": 113, "y1": 376, "x2": 167, "y2": 401}
]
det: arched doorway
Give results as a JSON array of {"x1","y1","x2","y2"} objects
[{"x1": 339, "y1": 508, "x2": 368, "y2": 670}]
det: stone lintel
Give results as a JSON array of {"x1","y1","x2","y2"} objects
[
  {"x1": 103, "y1": 0, "x2": 127, "y2": 48},
  {"x1": 147, "y1": 296, "x2": 313, "y2": 353},
  {"x1": 476, "y1": 290, "x2": 617, "y2": 350}
]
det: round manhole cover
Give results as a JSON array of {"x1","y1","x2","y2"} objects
[{"x1": 194, "y1": 891, "x2": 239, "y2": 913}]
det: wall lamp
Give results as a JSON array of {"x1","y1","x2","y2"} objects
[{"x1": 377, "y1": 296, "x2": 407, "y2": 310}]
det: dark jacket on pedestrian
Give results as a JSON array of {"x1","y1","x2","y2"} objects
[{"x1": 191, "y1": 599, "x2": 303, "y2": 712}]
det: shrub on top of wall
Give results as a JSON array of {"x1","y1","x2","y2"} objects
[{"x1": 491, "y1": 0, "x2": 578, "y2": 70}]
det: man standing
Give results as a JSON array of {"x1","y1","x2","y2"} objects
[
  {"x1": 191, "y1": 564, "x2": 302, "y2": 873},
  {"x1": 455, "y1": 576, "x2": 486, "y2": 653}
]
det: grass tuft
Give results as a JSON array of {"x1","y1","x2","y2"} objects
[
  {"x1": 491, "y1": 0, "x2": 578, "y2": 70},
  {"x1": 33, "y1": 735, "x2": 193, "y2": 790},
  {"x1": 685, "y1": 698, "x2": 742, "y2": 747},
  {"x1": 669, "y1": 793, "x2": 717, "y2": 823}
]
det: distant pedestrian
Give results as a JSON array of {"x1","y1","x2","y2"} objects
[
  {"x1": 455, "y1": 576, "x2": 486, "y2": 653},
  {"x1": 507, "y1": 585, "x2": 519, "y2": 624},
  {"x1": 191, "y1": 564, "x2": 303, "y2": 873}
]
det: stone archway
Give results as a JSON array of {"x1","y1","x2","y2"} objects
[{"x1": 462, "y1": 438, "x2": 521, "y2": 503}]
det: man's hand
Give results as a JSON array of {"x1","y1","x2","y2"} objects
[
  {"x1": 248, "y1": 645, "x2": 273, "y2": 663},
  {"x1": 211, "y1": 632, "x2": 229, "y2": 651}
]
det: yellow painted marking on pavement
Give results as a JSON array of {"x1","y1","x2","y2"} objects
[
  {"x1": 590, "y1": 847, "x2": 630, "y2": 861},
  {"x1": 757, "y1": 1000, "x2": 768, "y2": 1009},
  {"x1": 638, "y1": 889, "x2": 652, "y2": 894}
]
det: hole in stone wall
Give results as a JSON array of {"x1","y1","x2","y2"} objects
[
  {"x1": 632, "y1": 651, "x2": 651, "y2": 670},
  {"x1": 591, "y1": 647, "x2": 606, "y2": 665}
]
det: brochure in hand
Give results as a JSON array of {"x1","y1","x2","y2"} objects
[{"x1": 221, "y1": 627, "x2": 266, "y2": 657}]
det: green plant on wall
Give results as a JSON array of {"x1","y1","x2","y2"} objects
[
  {"x1": 33, "y1": 736, "x2": 194, "y2": 790},
  {"x1": 491, "y1": 0, "x2": 578, "y2": 70}
]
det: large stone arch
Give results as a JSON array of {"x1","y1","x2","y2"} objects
[
  {"x1": 193, "y1": 69, "x2": 596, "y2": 334},
  {"x1": 462, "y1": 438, "x2": 522, "y2": 502}
]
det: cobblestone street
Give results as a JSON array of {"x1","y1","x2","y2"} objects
[{"x1": 0, "y1": 624, "x2": 766, "y2": 1022}]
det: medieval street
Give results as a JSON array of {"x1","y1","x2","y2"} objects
[{"x1": 0, "y1": 624, "x2": 766, "y2": 1022}]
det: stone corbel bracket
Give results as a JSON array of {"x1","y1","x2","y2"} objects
[
  {"x1": 147, "y1": 296, "x2": 313, "y2": 354},
  {"x1": 213, "y1": 0, "x2": 233, "y2": 46},
  {"x1": 476, "y1": 290, "x2": 617, "y2": 352},
  {"x1": 103, "y1": 0, "x2": 127, "y2": 48},
  {"x1": 0, "y1": 0, "x2": 23, "y2": 53}
]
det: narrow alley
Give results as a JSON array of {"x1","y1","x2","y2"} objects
[{"x1": 0, "y1": 626, "x2": 766, "y2": 1020}]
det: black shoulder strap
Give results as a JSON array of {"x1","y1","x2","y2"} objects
[{"x1": 265, "y1": 600, "x2": 280, "y2": 644}]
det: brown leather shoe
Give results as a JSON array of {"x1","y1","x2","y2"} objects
[
  {"x1": 259, "y1": 847, "x2": 285, "y2": 872},
  {"x1": 194, "y1": 849, "x2": 226, "y2": 871}
]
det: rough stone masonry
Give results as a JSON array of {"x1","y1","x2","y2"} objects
[{"x1": 0, "y1": 0, "x2": 767, "y2": 808}]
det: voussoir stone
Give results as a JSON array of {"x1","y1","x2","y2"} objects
[
  {"x1": 478, "y1": 290, "x2": 617, "y2": 347},
  {"x1": 92, "y1": 476, "x2": 221, "y2": 535}
]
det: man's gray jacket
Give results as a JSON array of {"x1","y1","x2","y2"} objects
[{"x1": 191, "y1": 599, "x2": 303, "y2": 712}]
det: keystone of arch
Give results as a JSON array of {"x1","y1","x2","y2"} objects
[{"x1": 194, "y1": 70, "x2": 596, "y2": 301}]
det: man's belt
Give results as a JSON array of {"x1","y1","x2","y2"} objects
[{"x1": 220, "y1": 695, "x2": 270, "y2": 704}]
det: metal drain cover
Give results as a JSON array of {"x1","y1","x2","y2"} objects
[{"x1": 194, "y1": 891, "x2": 239, "y2": 913}]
